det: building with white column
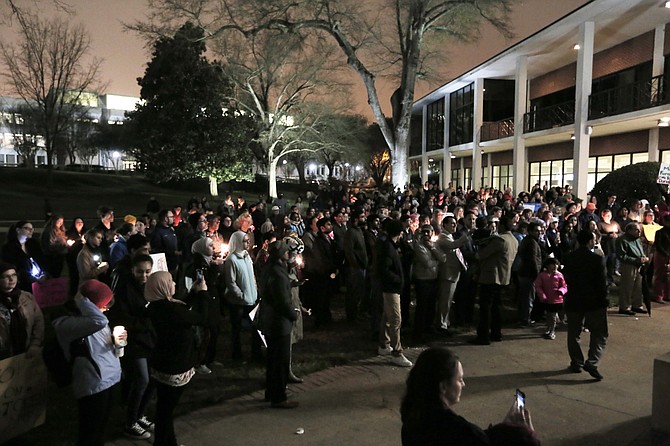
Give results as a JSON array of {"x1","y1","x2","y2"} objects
[{"x1": 410, "y1": 0, "x2": 670, "y2": 200}]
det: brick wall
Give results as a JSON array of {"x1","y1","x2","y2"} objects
[{"x1": 530, "y1": 31, "x2": 654, "y2": 100}]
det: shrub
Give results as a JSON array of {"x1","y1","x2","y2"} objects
[{"x1": 590, "y1": 161, "x2": 668, "y2": 207}]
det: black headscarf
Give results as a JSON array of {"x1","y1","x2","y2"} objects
[{"x1": 0, "y1": 262, "x2": 28, "y2": 357}]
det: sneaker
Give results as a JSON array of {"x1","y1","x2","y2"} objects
[
  {"x1": 377, "y1": 346, "x2": 393, "y2": 356},
  {"x1": 137, "y1": 416, "x2": 154, "y2": 432},
  {"x1": 549, "y1": 332, "x2": 556, "y2": 340},
  {"x1": 391, "y1": 354, "x2": 413, "y2": 367},
  {"x1": 195, "y1": 365, "x2": 212, "y2": 374},
  {"x1": 124, "y1": 422, "x2": 151, "y2": 440}
]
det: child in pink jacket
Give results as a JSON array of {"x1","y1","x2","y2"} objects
[{"x1": 534, "y1": 258, "x2": 568, "y2": 340}]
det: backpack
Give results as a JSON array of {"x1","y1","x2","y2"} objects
[{"x1": 42, "y1": 320, "x2": 98, "y2": 387}]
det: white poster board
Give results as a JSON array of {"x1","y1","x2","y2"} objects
[
  {"x1": 0, "y1": 353, "x2": 47, "y2": 441},
  {"x1": 657, "y1": 163, "x2": 670, "y2": 185},
  {"x1": 149, "y1": 253, "x2": 168, "y2": 273}
]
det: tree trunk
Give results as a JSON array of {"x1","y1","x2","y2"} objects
[
  {"x1": 268, "y1": 158, "x2": 279, "y2": 199},
  {"x1": 209, "y1": 176, "x2": 219, "y2": 197},
  {"x1": 392, "y1": 126, "x2": 409, "y2": 189},
  {"x1": 296, "y1": 161, "x2": 306, "y2": 185}
]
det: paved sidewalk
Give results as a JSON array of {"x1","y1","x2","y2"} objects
[{"x1": 112, "y1": 303, "x2": 670, "y2": 446}]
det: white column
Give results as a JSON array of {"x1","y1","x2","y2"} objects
[
  {"x1": 513, "y1": 56, "x2": 528, "y2": 195},
  {"x1": 442, "y1": 96, "x2": 452, "y2": 188},
  {"x1": 472, "y1": 78, "x2": 484, "y2": 190},
  {"x1": 421, "y1": 104, "x2": 429, "y2": 181},
  {"x1": 649, "y1": 25, "x2": 665, "y2": 163},
  {"x1": 486, "y1": 153, "x2": 493, "y2": 189},
  {"x1": 573, "y1": 21, "x2": 594, "y2": 201}
]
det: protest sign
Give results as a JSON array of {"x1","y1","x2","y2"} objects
[{"x1": 0, "y1": 353, "x2": 47, "y2": 441}]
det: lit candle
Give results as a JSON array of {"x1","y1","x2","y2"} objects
[
  {"x1": 430, "y1": 235, "x2": 438, "y2": 242},
  {"x1": 295, "y1": 255, "x2": 303, "y2": 267},
  {"x1": 66, "y1": 239, "x2": 75, "y2": 247}
]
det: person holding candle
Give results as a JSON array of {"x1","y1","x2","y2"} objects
[
  {"x1": 40, "y1": 214, "x2": 68, "y2": 278},
  {"x1": 1, "y1": 220, "x2": 47, "y2": 292},
  {"x1": 77, "y1": 228, "x2": 110, "y2": 285},
  {"x1": 53, "y1": 279, "x2": 123, "y2": 446},
  {"x1": 107, "y1": 254, "x2": 156, "y2": 440}
]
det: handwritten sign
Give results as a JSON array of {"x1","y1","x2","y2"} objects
[
  {"x1": 150, "y1": 253, "x2": 168, "y2": 273},
  {"x1": 657, "y1": 163, "x2": 670, "y2": 185},
  {"x1": 0, "y1": 353, "x2": 47, "y2": 441},
  {"x1": 32, "y1": 277, "x2": 70, "y2": 308}
]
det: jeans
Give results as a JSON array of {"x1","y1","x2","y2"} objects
[
  {"x1": 123, "y1": 357, "x2": 153, "y2": 426},
  {"x1": 438, "y1": 279, "x2": 458, "y2": 329},
  {"x1": 566, "y1": 307, "x2": 608, "y2": 369},
  {"x1": 517, "y1": 276, "x2": 536, "y2": 325}
]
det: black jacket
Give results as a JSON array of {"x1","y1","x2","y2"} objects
[
  {"x1": 147, "y1": 290, "x2": 209, "y2": 374},
  {"x1": 107, "y1": 278, "x2": 155, "y2": 359},
  {"x1": 260, "y1": 261, "x2": 297, "y2": 338},
  {"x1": 563, "y1": 247, "x2": 608, "y2": 312},
  {"x1": 375, "y1": 234, "x2": 404, "y2": 294}
]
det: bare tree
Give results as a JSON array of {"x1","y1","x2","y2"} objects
[
  {"x1": 132, "y1": 0, "x2": 513, "y2": 190},
  {"x1": 0, "y1": 7, "x2": 102, "y2": 190}
]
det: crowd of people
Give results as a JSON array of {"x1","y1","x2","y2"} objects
[{"x1": 2, "y1": 181, "x2": 669, "y2": 445}]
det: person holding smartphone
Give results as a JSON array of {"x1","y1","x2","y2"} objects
[{"x1": 401, "y1": 347, "x2": 538, "y2": 446}]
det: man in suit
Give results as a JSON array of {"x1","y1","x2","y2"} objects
[
  {"x1": 472, "y1": 214, "x2": 518, "y2": 345},
  {"x1": 563, "y1": 229, "x2": 609, "y2": 380},
  {"x1": 436, "y1": 214, "x2": 470, "y2": 335}
]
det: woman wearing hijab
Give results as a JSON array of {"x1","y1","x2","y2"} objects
[
  {"x1": 223, "y1": 230, "x2": 262, "y2": 361},
  {"x1": 53, "y1": 279, "x2": 123, "y2": 446},
  {"x1": 0, "y1": 262, "x2": 44, "y2": 360},
  {"x1": 187, "y1": 237, "x2": 224, "y2": 374},
  {"x1": 1, "y1": 220, "x2": 46, "y2": 292},
  {"x1": 145, "y1": 271, "x2": 209, "y2": 446},
  {"x1": 259, "y1": 240, "x2": 300, "y2": 408}
]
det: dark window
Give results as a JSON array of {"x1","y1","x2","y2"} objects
[{"x1": 449, "y1": 83, "x2": 474, "y2": 146}]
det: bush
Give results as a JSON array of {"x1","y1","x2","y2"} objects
[{"x1": 590, "y1": 161, "x2": 668, "y2": 207}]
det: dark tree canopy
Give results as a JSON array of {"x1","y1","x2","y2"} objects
[
  {"x1": 590, "y1": 161, "x2": 668, "y2": 207},
  {"x1": 126, "y1": 22, "x2": 254, "y2": 183}
]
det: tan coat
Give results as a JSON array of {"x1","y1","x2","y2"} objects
[{"x1": 477, "y1": 232, "x2": 518, "y2": 286}]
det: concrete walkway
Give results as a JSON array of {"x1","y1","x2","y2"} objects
[{"x1": 112, "y1": 303, "x2": 670, "y2": 446}]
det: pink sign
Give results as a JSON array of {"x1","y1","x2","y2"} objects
[{"x1": 31, "y1": 277, "x2": 70, "y2": 308}]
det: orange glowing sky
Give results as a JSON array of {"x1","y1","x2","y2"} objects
[{"x1": 1, "y1": 0, "x2": 589, "y2": 120}]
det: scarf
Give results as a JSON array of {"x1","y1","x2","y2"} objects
[
  {"x1": 191, "y1": 237, "x2": 213, "y2": 265},
  {"x1": 144, "y1": 271, "x2": 185, "y2": 305},
  {"x1": 0, "y1": 287, "x2": 28, "y2": 356}
]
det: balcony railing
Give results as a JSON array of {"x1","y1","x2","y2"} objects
[
  {"x1": 524, "y1": 100, "x2": 575, "y2": 133},
  {"x1": 481, "y1": 118, "x2": 514, "y2": 142},
  {"x1": 589, "y1": 74, "x2": 668, "y2": 119}
]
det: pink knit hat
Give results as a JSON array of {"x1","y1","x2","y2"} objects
[{"x1": 79, "y1": 280, "x2": 114, "y2": 310}]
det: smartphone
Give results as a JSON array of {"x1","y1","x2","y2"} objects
[
  {"x1": 516, "y1": 389, "x2": 526, "y2": 410},
  {"x1": 196, "y1": 269, "x2": 204, "y2": 283}
]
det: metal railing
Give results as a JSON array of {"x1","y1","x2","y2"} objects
[
  {"x1": 589, "y1": 74, "x2": 668, "y2": 119},
  {"x1": 481, "y1": 118, "x2": 514, "y2": 141},
  {"x1": 524, "y1": 100, "x2": 575, "y2": 133}
]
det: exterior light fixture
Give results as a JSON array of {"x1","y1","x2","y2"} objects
[
  {"x1": 282, "y1": 159, "x2": 288, "y2": 164},
  {"x1": 570, "y1": 134, "x2": 575, "y2": 140},
  {"x1": 573, "y1": 44, "x2": 580, "y2": 50},
  {"x1": 450, "y1": 154, "x2": 456, "y2": 159},
  {"x1": 665, "y1": 1, "x2": 670, "y2": 8},
  {"x1": 585, "y1": 125, "x2": 593, "y2": 135},
  {"x1": 658, "y1": 117, "x2": 670, "y2": 127},
  {"x1": 428, "y1": 158, "x2": 434, "y2": 162}
]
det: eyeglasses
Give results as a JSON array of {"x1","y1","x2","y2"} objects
[
  {"x1": 242, "y1": 239, "x2": 250, "y2": 243},
  {"x1": 22, "y1": 226, "x2": 34, "y2": 231}
]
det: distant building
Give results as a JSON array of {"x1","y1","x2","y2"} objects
[
  {"x1": 411, "y1": 0, "x2": 670, "y2": 199},
  {"x1": 0, "y1": 93, "x2": 140, "y2": 170}
]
